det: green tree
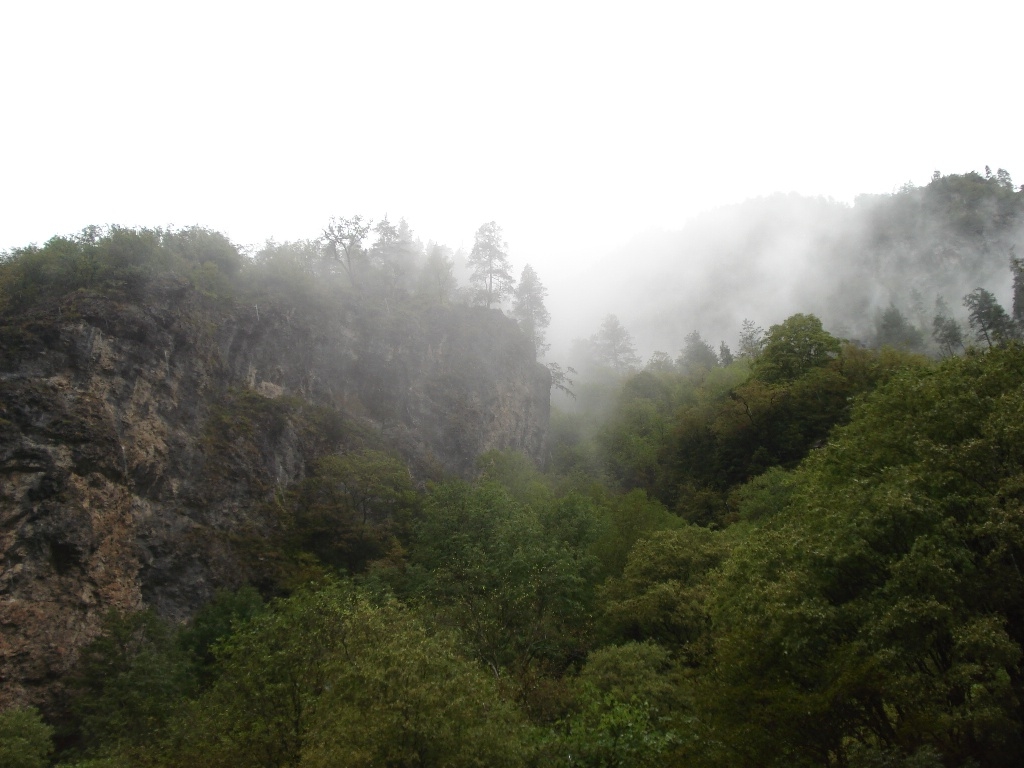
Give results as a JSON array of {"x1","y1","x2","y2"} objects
[
  {"x1": 163, "y1": 581, "x2": 529, "y2": 768},
  {"x1": 964, "y1": 287, "x2": 1015, "y2": 347},
  {"x1": 752, "y1": 313, "x2": 841, "y2": 383},
  {"x1": 67, "y1": 609, "x2": 194, "y2": 757},
  {"x1": 709, "y1": 347, "x2": 1024, "y2": 766},
  {"x1": 547, "y1": 688, "x2": 675, "y2": 768},
  {"x1": 467, "y1": 221, "x2": 514, "y2": 308},
  {"x1": 416, "y1": 242, "x2": 457, "y2": 304},
  {"x1": 369, "y1": 216, "x2": 420, "y2": 294},
  {"x1": 163, "y1": 226, "x2": 243, "y2": 277},
  {"x1": 1011, "y1": 254, "x2": 1024, "y2": 325},
  {"x1": 293, "y1": 450, "x2": 414, "y2": 572},
  {"x1": 408, "y1": 482, "x2": 595, "y2": 687},
  {"x1": 718, "y1": 341, "x2": 734, "y2": 366},
  {"x1": 512, "y1": 264, "x2": 551, "y2": 358},
  {"x1": 600, "y1": 526, "x2": 729, "y2": 661},
  {"x1": 737, "y1": 318, "x2": 765, "y2": 359},
  {"x1": 677, "y1": 330, "x2": 719, "y2": 374},
  {"x1": 323, "y1": 215, "x2": 371, "y2": 286},
  {"x1": 320, "y1": 449, "x2": 413, "y2": 526},
  {"x1": 177, "y1": 587, "x2": 265, "y2": 685},
  {"x1": 0, "y1": 707, "x2": 54, "y2": 768},
  {"x1": 932, "y1": 296, "x2": 964, "y2": 357},
  {"x1": 593, "y1": 315, "x2": 641, "y2": 374},
  {"x1": 546, "y1": 361, "x2": 578, "y2": 400},
  {"x1": 543, "y1": 641, "x2": 682, "y2": 768},
  {"x1": 874, "y1": 303, "x2": 924, "y2": 351}
]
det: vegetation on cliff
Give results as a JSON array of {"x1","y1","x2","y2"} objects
[{"x1": 3, "y1": 172, "x2": 1024, "y2": 766}]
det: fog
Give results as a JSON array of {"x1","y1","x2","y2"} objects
[
  {"x1": 549, "y1": 183, "x2": 1024, "y2": 364},
  {"x1": 3, "y1": 2, "x2": 1022, "y2": 368}
]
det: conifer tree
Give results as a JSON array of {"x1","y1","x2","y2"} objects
[
  {"x1": 467, "y1": 222, "x2": 513, "y2": 308},
  {"x1": 512, "y1": 264, "x2": 551, "y2": 358}
]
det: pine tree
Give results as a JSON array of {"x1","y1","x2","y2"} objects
[
  {"x1": 512, "y1": 264, "x2": 551, "y2": 358},
  {"x1": 593, "y1": 315, "x2": 641, "y2": 373},
  {"x1": 467, "y1": 222, "x2": 514, "y2": 308}
]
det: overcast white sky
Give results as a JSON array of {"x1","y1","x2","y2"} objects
[{"x1": 2, "y1": 0, "x2": 1021, "y2": 272}]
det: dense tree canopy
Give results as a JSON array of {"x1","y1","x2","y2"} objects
[{"x1": 7, "y1": 172, "x2": 1024, "y2": 768}]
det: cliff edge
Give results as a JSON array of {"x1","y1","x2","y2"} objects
[{"x1": 0, "y1": 272, "x2": 549, "y2": 709}]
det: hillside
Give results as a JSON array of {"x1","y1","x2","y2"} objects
[
  {"x1": 560, "y1": 169, "x2": 1024, "y2": 358},
  {"x1": 4, "y1": 178, "x2": 1024, "y2": 766},
  {"x1": 0, "y1": 230, "x2": 549, "y2": 710}
]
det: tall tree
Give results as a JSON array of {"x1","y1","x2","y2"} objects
[
  {"x1": 932, "y1": 296, "x2": 965, "y2": 358},
  {"x1": 737, "y1": 319, "x2": 765, "y2": 359},
  {"x1": 370, "y1": 216, "x2": 419, "y2": 294},
  {"x1": 752, "y1": 313, "x2": 841, "y2": 383},
  {"x1": 718, "y1": 341, "x2": 734, "y2": 366},
  {"x1": 323, "y1": 215, "x2": 372, "y2": 286},
  {"x1": 873, "y1": 304, "x2": 924, "y2": 351},
  {"x1": 467, "y1": 222, "x2": 513, "y2": 308},
  {"x1": 512, "y1": 264, "x2": 551, "y2": 358},
  {"x1": 963, "y1": 287, "x2": 1015, "y2": 348},
  {"x1": 416, "y1": 242, "x2": 458, "y2": 305},
  {"x1": 1011, "y1": 252, "x2": 1024, "y2": 326},
  {"x1": 593, "y1": 315, "x2": 641, "y2": 373},
  {"x1": 677, "y1": 330, "x2": 719, "y2": 374}
]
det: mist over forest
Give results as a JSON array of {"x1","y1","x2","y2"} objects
[
  {"x1": 549, "y1": 168, "x2": 1023, "y2": 365},
  {"x1": 5, "y1": 167, "x2": 1024, "y2": 768}
]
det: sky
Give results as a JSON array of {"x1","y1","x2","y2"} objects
[{"x1": 3, "y1": 1, "x2": 1022, "y2": 288}]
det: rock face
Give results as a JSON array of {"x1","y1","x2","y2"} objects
[{"x1": 0, "y1": 277, "x2": 549, "y2": 708}]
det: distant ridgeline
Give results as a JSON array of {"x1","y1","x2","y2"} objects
[{"x1": 592, "y1": 168, "x2": 1024, "y2": 357}]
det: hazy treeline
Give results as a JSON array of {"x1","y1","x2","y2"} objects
[
  {"x1": 556, "y1": 168, "x2": 1024, "y2": 361},
  {"x1": 0, "y1": 216, "x2": 556, "y2": 365},
  {"x1": 4, "y1": 172, "x2": 1024, "y2": 766}
]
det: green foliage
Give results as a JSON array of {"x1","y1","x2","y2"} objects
[
  {"x1": 964, "y1": 287, "x2": 1016, "y2": 348},
  {"x1": 291, "y1": 449, "x2": 415, "y2": 573},
  {"x1": 0, "y1": 226, "x2": 244, "y2": 312},
  {"x1": 575, "y1": 642, "x2": 678, "y2": 710},
  {"x1": 177, "y1": 587, "x2": 265, "y2": 684},
  {"x1": 752, "y1": 313, "x2": 842, "y2": 383},
  {"x1": 874, "y1": 303, "x2": 925, "y2": 352},
  {"x1": 588, "y1": 489, "x2": 681, "y2": 579},
  {"x1": 546, "y1": 688, "x2": 675, "y2": 768},
  {"x1": 547, "y1": 409, "x2": 602, "y2": 480},
  {"x1": 677, "y1": 330, "x2": 719, "y2": 375},
  {"x1": 0, "y1": 707, "x2": 55, "y2": 768},
  {"x1": 593, "y1": 335, "x2": 928, "y2": 516},
  {"x1": 468, "y1": 221, "x2": 514, "y2": 307},
  {"x1": 591, "y1": 314, "x2": 641, "y2": 374},
  {"x1": 162, "y1": 581, "x2": 529, "y2": 768},
  {"x1": 248, "y1": 238, "x2": 327, "y2": 303},
  {"x1": 728, "y1": 466, "x2": 797, "y2": 522},
  {"x1": 477, "y1": 449, "x2": 544, "y2": 495},
  {"x1": 707, "y1": 345, "x2": 1024, "y2": 766},
  {"x1": 407, "y1": 481, "x2": 596, "y2": 688},
  {"x1": 600, "y1": 527, "x2": 729, "y2": 660},
  {"x1": 537, "y1": 643, "x2": 683, "y2": 767},
  {"x1": 512, "y1": 263, "x2": 551, "y2": 357},
  {"x1": 67, "y1": 609, "x2": 194, "y2": 757}
]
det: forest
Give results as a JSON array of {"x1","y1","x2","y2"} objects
[{"x1": 2, "y1": 169, "x2": 1024, "y2": 767}]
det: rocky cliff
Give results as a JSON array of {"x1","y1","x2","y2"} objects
[{"x1": 0, "y1": 275, "x2": 549, "y2": 709}]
